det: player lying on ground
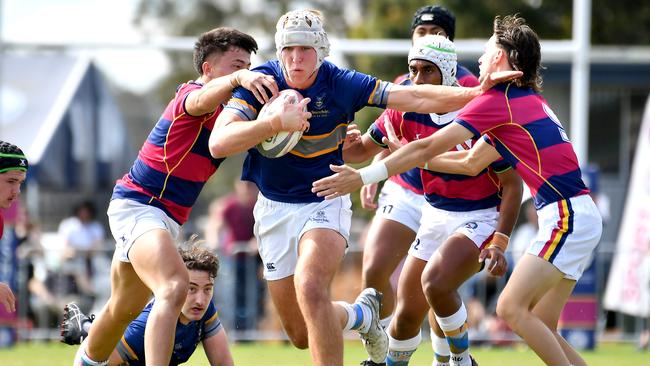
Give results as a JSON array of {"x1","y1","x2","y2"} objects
[{"x1": 62, "y1": 244, "x2": 233, "y2": 366}]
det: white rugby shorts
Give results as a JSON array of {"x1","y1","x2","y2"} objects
[
  {"x1": 527, "y1": 194, "x2": 602, "y2": 280},
  {"x1": 409, "y1": 203, "x2": 499, "y2": 261},
  {"x1": 253, "y1": 193, "x2": 352, "y2": 281},
  {"x1": 107, "y1": 198, "x2": 181, "y2": 263},
  {"x1": 376, "y1": 179, "x2": 426, "y2": 233}
]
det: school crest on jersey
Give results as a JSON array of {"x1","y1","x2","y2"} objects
[{"x1": 313, "y1": 94, "x2": 326, "y2": 110}]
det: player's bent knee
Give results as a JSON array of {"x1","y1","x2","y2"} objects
[
  {"x1": 421, "y1": 271, "x2": 451, "y2": 299},
  {"x1": 391, "y1": 311, "x2": 424, "y2": 337},
  {"x1": 495, "y1": 296, "x2": 522, "y2": 326},
  {"x1": 107, "y1": 300, "x2": 144, "y2": 326},
  {"x1": 288, "y1": 334, "x2": 309, "y2": 349},
  {"x1": 284, "y1": 325, "x2": 309, "y2": 349},
  {"x1": 362, "y1": 260, "x2": 392, "y2": 285},
  {"x1": 421, "y1": 280, "x2": 446, "y2": 299},
  {"x1": 155, "y1": 278, "x2": 190, "y2": 309},
  {"x1": 294, "y1": 278, "x2": 328, "y2": 308}
]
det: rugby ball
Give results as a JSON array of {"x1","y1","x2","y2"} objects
[{"x1": 256, "y1": 89, "x2": 306, "y2": 158}]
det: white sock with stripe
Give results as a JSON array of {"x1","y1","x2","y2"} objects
[
  {"x1": 338, "y1": 301, "x2": 372, "y2": 333},
  {"x1": 431, "y1": 329, "x2": 451, "y2": 366},
  {"x1": 387, "y1": 332, "x2": 422, "y2": 366},
  {"x1": 436, "y1": 303, "x2": 471, "y2": 366}
]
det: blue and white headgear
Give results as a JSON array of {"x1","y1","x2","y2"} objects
[
  {"x1": 275, "y1": 10, "x2": 330, "y2": 72},
  {"x1": 408, "y1": 34, "x2": 458, "y2": 86}
]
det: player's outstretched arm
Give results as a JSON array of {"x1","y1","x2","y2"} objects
[
  {"x1": 387, "y1": 83, "x2": 479, "y2": 114},
  {"x1": 386, "y1": 70, "x2": 522, "y2": 114},
  {"x1": 425, "y1": 137, "x2": 501, "y2": 176},
  {"x1": 203, "y1": 328, "x2": 234, "y2": 366},
  {"x1": 209, "y1": 98, "x2": 311, "y2": 158},
  {"x1": 312, "y1": 122, "x2": 473, "y2": 199}
]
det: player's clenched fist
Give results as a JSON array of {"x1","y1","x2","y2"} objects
[{"x1": 270, "y1": 98, "x2": 312, "y2": 133}]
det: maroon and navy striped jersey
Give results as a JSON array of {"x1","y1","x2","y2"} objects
[
  {"x1": 455, "y1": 83, "x2": 589, "y2": 209},
  {"x1": 112, "y1": 82, "x2": 225, "y2": 224},
  {"x1": 389, "y1": 65, "x2": 479, "y2": 195},
  {"x1": 369, "y1": 107, "x2": 510, "y2": 212}
]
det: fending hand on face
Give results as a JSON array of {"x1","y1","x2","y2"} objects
[{"x1": 479, "y1": 70, "x2": 523, "y2": 92}]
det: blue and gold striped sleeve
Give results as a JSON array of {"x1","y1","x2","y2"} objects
[
  {"x1": 367, "y1": 80, "x2": 393, "y2": 107},
  {"x1": 202, "y1": 301, "x2": 223, "y2": 340}
]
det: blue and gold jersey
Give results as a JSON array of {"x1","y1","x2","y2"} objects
[
  {"x1": 117, "y1": 300, "x2": 222, "y2": 366},
  {"x1": 225, "y1": 60, "x2": 392, "y2": 203}
]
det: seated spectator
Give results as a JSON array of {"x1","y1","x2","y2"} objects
[
  {"x1": 58, "y1": 201, "x2": 106, "y2": 280},
  {"x1": 27, "y1": 232, "x2": 94, "y2": 329},
  {"x1": 204, "y1": 180, "x2": 263, "y2": 332}
]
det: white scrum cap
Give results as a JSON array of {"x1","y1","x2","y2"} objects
[
  {"x1": 408, "y1": 34, "x2": 458, "y2": 86},
  {"x1": 275, "y1": 10, "x2": 330, "y2": 70}
]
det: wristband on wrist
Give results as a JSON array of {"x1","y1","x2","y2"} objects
[
  {"x1": 423, "y1": 162, "x2": 429, "y2": 171},
  {"x1": 359, "y1": 162, "x2": 388, "y2": 185},
  {"x1": 489, "y1": 231, "x2": 509, "y2": 251}
]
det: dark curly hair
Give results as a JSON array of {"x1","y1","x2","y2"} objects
[
  {"x1": 193, "y1": 27, "x2": 258, "y2": 75},
  {"x1": 493, "y1": 15, "x2": 543, "y2": 92},
  {"x1": 179, "y1": 237, "x2": 219, "y2": 279}
]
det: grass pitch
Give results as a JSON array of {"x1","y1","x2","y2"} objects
[{"x1": 0, "y1": 340, "x2": 646, "y2": 365}]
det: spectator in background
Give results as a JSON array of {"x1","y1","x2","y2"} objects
[
  {"x1": 204, "y1": 180, "x2": 262, "y2": 332},
  {"x1": 58, "y1": 201, "x2": 105, "y2": 295},
  {"x1": 27, "y1": 228, "x2": 95, "y2": 329}
]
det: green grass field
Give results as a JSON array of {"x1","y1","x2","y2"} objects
[{"x1": 0, "y1": 341, "x2": 647, "y2": 365}]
